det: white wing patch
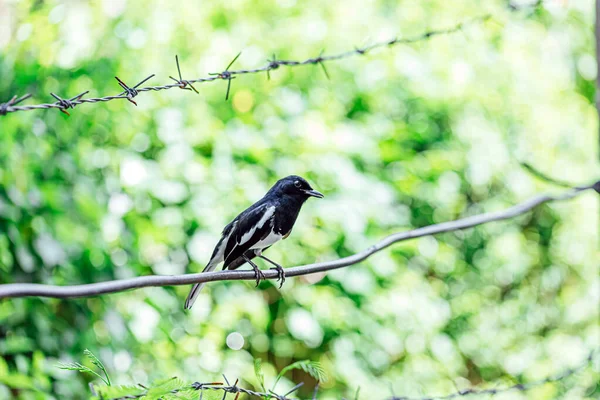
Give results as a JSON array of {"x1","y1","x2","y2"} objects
[
  {"x1": 238, "y1": 206, "x2": 275, "y2": 246},
  {"x1": 251, "y1": 230, "x2": 283, "y2": 251}
]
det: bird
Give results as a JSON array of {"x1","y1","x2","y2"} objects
[{"x1": 184, "y1": 175, "x2": 324, "y2": 309}]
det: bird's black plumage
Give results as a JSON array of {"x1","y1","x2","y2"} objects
[{"x1": 184, "y1": 175, "x2": 323, "y2": 309}]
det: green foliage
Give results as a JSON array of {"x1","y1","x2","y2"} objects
[
  {"x1": 0, "y1": 374, "x2": 37, "y2": 391},
  {"x1": 273, "y1": 360, "x2": 327, "y2": 390},
  {"x1": 144, "y1": 378, "x2": 185, "y2": 400},
  {"x1": 92, "y1": 381, "x2": 225, "y2": 400},
  {"x1": 57, "y1": 349, "x2": 111, "y2": 386},
  {"x1": 94, "y1": 385, "x2": 144, "y2": 399},
  {"x1": 254, "y1": 358, "x2": 266, "y2": 392},
  {"x1": 84, "y1": 349, "x2": 112, "y2": 386},
  {"x1": 1, "y1": 0, "x2": 599, "y2": 399},
  {"x1": 68, "y1": 352, "x2": 316, "y2": 400}
]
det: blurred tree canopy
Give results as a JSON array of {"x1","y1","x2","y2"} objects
[{"x1": 0, "y1": 0, "x2": 598, "y2": 399}]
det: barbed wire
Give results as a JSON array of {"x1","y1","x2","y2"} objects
[
  {"x1": 104, "y1": 378, "x2": 292, "y2": 400},
  {"x1": 95, "y1": 374, "x2": 304, "y2": 400},
  {"x1": 97, "y1": 350, "x2": 597, "y2": 400},
  {"x1": 0, "y1": 16, "x2": 486, "y2": 116},
  {"x1": 0, "y1": 180, "x2": 597, "y2": 300},
  {"x1": 388, "y1": 350, "x2": 597, "y2": 400},
  {"x1": 0, "y1": 0, "x2": 547, "y2": 117}
]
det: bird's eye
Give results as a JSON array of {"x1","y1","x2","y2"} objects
[{"x1": 294, "y1": 180, "x2": 302, "y2": 188}]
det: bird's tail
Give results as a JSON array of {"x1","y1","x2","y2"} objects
[{"x1": 184, "y1": 260, "x2": 218, "y2": 310}]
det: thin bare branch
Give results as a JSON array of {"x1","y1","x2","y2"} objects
[{"x1": 519, "y1": 162, "x2": 575, "y2": 188}]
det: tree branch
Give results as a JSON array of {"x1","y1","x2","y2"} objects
[
  {"x1": 519, "y1": 162, "x2": 575, "y2": 188},
  {"x1": 0, "y1": 182, "x2": 597, "y2": 300}
]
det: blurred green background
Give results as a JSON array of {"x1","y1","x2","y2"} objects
[{"x1": 0, "y1": 0, "x2": 599, "y2": 398}]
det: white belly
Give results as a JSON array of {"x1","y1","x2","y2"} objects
[{"x1": 251, "y1": 231, "x2": 283, "y2": 251}]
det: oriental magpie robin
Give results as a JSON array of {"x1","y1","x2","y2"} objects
[{"x1": 184, "y1": 175, "x2": 323, "y2": 309}]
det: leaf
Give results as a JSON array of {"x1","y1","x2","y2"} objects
[
  {"x1": 0, "y1": 356, "x2": 7, "y2": 376},
  {"x1": 145, "y1": 377, "x2": 186, "y2": 400},
  {"x1": 56, "y1": 361, "x2": 93, "y2": 374},
  {"x1": 254, "y1": 358, "x2": 266, "y2": 391},
  {"x1": 56, "y1": 359, "x2": 109, "y2": 386},
  {"x1": 272, "y1": 360, "x2": 327, "y2": 391},
  {"x1": 280, "y1": 360, "x2": 327, "y2": 382},
  {"x1": 84, "y1": 349, "x2": 111, "y2": 386},
  {"x1": 83, "y1": 350, "x2": 102, "y2": 370},
  {"x1": 96, "y1": 384, "x2": 144, "y2": 399},
  {"x1": 168, "y1": 389, "x2": 223, "y2": 400},
  {"x1": 0, "y1": 373, "x2": 37, "y2": 390}
]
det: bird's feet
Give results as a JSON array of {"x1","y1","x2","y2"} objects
[
  {"x1": 251, "y1": 262, "x2": 266, "y2": 287},
  {"x1": 259, "y1": 255, "x2": 286, "y2": 289},
  {"x1": 271, "y1": 264, "x2": 286, "y2": 289},
  {"x1": 243, "y1": 255, "x2": 266, "y2": 287}
]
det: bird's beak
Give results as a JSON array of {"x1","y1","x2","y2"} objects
[{"x1": 305, "y1": 189, "x2": 324, "y2": 198}]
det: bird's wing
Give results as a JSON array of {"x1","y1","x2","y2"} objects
[
  {"x1": 185, "y1": 201, "x2": 275, "y2": 309},
  {"x1": 184, "y1": 219, "x2": 239, "y2": 309},
  {"x1": 223, "y1": 203, "x2": 276, "y2": 267}
]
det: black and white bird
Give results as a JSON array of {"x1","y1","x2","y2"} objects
[{"x1": 184, "y1": 175, "x2": 323, "y2": 309}]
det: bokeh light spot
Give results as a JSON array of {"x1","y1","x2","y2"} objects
[
  {"x1": 233, "y1": 90, "x2": 254, "y2": 113},
  {"x1": 226, "y1": 332, "x2": 245, "y2": 350}
]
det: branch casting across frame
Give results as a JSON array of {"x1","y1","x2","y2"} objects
[{"x1": 0, "y1": 181, "x2": 597, "y2": 300}]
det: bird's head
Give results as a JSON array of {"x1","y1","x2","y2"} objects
[{"x1": 270, "y1": 175, "x2": 324, "y2": 200}]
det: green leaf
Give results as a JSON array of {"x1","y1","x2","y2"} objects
[
  {"x1": 145, "y1": 377, "x2": 186, "y2": 400},
  {"x1": 56, "y1": 361, "x2": 93, "y2": 374},
  {"x1": 272, "y1": 360, "x2": 327, "y2": 391},
  {"x1": 254, "y1": 358, "x2": 266, "y2": 391},
  {"x1": 0, "y1": 357, "x2": 8, "y2": 376},
  {"x1": 96, "y1": 384, "x2": 144, "y2": 399},
  {"x1": 84, "y1": 349, "x2": 111, "y2": 386},
  {"x1": 0, "y1": 374, "x2": 37, "y2": 390},
  {"x1": 167, "y1": 389, "x2": 223, "y2": 400},
  {"x1": 56, "y1": 359, "x2": 109, "y2": 386}
]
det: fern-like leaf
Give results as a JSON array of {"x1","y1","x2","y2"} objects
[
  {"x1": 57, "y1": 361, "x2": 109, "y2": 386},
  {"x1": 254, "y1": 358, "x2": 266, "y2": 391},
  {"x1": 95, "y1": 384, "x2": 144, "y2": 399},
  {"x1": 272, "y1": 360, "x2": 327, "y2": 390},
  {"x1": 84, "y1": 349, "x2": 111, "y2": 386},
  {"x1": 56, "y1": 361, "x2": 89, "y2": 373},
  {"x1": 145, "y1": 377, "x2": 186, "y2": 400}
]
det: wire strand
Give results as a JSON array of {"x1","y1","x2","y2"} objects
[
  {"x1": 0, "y1": 13, "x2": 500, "y2": 116},
  {"x1": 0, "y1": 181, "x2": 597, "y2": 299}
]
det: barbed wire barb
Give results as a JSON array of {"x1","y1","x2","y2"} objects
[
  {"x1": 0, "y1": 93, "x2": 31, "y2": 115},
  {"x1": 50, "y1": 90, "x2": 89, "y2": 116},
  {"x1": 169, "y1": 55, "x2": 198, "y2": 93},
  {"x1": 267, "y1": 54, "x2": 279, "y2": 80},
  {"x1": 209, "y1": 51, "x2": 242, "y2": 100},
  {"x1": 312, "y1": 383, "x2": 320, "y2": 400},
  {"x1": 284, "y1": 382, "x2": 305, "y2": 398},
  {"x1": 114, "y1": 74, "x2": 155, "y2": 106},
  {"x1": 315, "y1": 49, "x2": 331, "y2": 80}
]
